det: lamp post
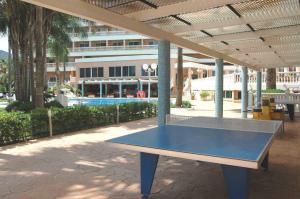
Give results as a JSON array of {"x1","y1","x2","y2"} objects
[{"x1": 143, "y1": 63, "x2": 157, "y2": 102}]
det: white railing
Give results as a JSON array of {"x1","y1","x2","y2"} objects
[
  {"x1": 69, "y1": 30, "x2": 131, "y2": 37},
  {"x1": 262, "y1": 93, "x2": 300, "y2": 104},
  {"x1": 234, "y1": 71, "x2": 300, "y2": 84},
  {"x1": 192, "y1": 71, "x2": 300, "y2": 91},
  {"x1": 70, "y1": 45, "x2": 158, "y2": 52},
  {"x1": 46, "y1": 62, "x2": 75, "y2": 68}
]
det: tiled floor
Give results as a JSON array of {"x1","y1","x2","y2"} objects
[{"x1": 1, "y1": 109, "x2": 300, "y2": 199}]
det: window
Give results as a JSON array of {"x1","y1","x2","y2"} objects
[
  {"x1": 289, "y1": 67, "x2": 296, "y2": 72},
  {"x1": 109, "y1": 67, "x2": 114, "y2": 77},
  {"x1": 123, "y1": 66, "x2": 129, "y2": 76},
  {"x1": 85, "y1": 68, "x2": 91, "y2": 77},
  {"x1": 128, "y1": 41, "x2": 141, "y2": 46},
  {"x1": 79, "y1": 42, "x2": 89, "y2": 48},
  {"x1": 112, "y1": 40, "x2": 123, "y2": 46},
  {"x1": 98, "y1": 67, "x2": 103, "y2": 77},
  {"x1": 129, "y1": 66, "x2": 135, "y2": 76},
  {"x1": 95, "y1": 41, "x2": 106, "y2": 47},
  {"x1": 109, "y1": 66, "x2": 122, "y2": 77},
  {"x1": 115, "y1": 67, "x2": 121, "y2": 77},
  {"x1": 80, "y1": 68, "x2": 85, "y2": 78},
  {"x1": 49, "y1": 77, "x2": 57, "y2": 82},
  {"x1": 92, "y1": 68, "x2": 97, "y2": 77},
  {"x1": 122, "y1": 66, "x2": 136, "y2": 77},
  {"x1": 212, "y1": 71, "x2": 215, "y2": 76}
]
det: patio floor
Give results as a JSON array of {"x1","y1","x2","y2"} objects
[{"x1": 1, "y1": 108, "x2": 300, "y2": 199}]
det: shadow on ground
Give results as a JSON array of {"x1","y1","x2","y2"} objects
[{"x1": 0, "y1": 118, "x2": 300, "y2": 199}]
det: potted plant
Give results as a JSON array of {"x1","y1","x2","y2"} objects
[
  {"x1": 200, "y1": 91, "x2": 210, "y2": 101},
  {"x1": 191, "y1": 92, "x2": 196, "y2": 100}
]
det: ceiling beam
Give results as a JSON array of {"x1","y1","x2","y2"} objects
[
  {"x1": 126, "y1": 0, "x2": 245, "y2": 21},
  {"x1": 20, "y1": 0, "x2": 255, "y2": 69},
  {"x1": 172, "y1": 13, "x2": 300, "y2": 34},
  {"x1": 193, "y1": 25, "x2": 300, "y2": 43}
]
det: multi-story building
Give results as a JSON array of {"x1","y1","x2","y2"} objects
[
  {"x1": 46, "y1": 23, "x2": 300, "y2": 100},
  {"x1": 45, "y1": 22, "x2": 233, "y2": 98}
]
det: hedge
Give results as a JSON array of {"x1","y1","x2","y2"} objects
[
  {"x1": 0, "y1": 111, "x2": 31, "y2": 145},
  {"x1": 0, "y1": 102, "x2": 157, "y2": 146}
]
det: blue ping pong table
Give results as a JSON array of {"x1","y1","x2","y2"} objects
[{"x1": 107, "y1": 118, "x2": 282, "y2": 199}]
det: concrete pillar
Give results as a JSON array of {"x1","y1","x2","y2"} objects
[
  {"x1": 99, "y1": 82, "x2": 103, "y2": 98},
  {"x1": 256, "y1": 70, "x2": 262, "y2": 108},
  {"x1": 81, "y1": 81, "x2": 84, "y2": 97},
  {"x1": 241, "y1": 67, "x2": 248, "y2": 118},
  {"x1": 215, "y1": 59, "x2": 224, "y2": 118},
  {"x1": 119, "y1": 82, "x2": 122, "y2": 98},
  {"x1": 105, "y1": 84, "x2": 108, "y2": 96},
  {"x1": 140, "y1": 81, "x2": 143, "y2": 91},
  {"x1": 157, "y1": 40, "x2": 170, "y2": 126}
]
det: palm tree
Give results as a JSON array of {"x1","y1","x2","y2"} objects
[
  {"x1": 266, "y1": 68, "x2": 276, "y2": 89},
  {"x1": 48, "y1": 13, "x2": 87, "y2": 88}
]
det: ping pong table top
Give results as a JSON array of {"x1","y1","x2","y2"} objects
[{"x1": 107, "y1": 117, "x2": 282, "y2": 169}]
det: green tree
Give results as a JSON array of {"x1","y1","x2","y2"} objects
[{"x1": 0, "y1": 59, "x2": 8, "y2": 92}]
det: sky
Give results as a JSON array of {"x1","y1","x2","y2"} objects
[{"x1": 0, "y1": 35, "x2": 8, "y2": 52}]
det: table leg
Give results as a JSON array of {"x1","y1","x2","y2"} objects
[
  {"x1": 286, "y1": 104, "x2": 295, "y2": 121},
  {"x1": 140, "y1": 152, "x2": 159, "y2": 199},
  {"x1": 261, "y1": 153, "x2": 269, "y2": 171},
  {"x1": 222, "y1": 165, "x2": 249, "y2": 199}
]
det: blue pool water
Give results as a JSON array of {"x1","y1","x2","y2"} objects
[{"x1": 68, "y1": 98, "x2": 157, "y2": 106}]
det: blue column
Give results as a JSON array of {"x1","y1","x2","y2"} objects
[
  {"x1": 119, "y1": 82, "x2": 122, "y2": 98},
  {"x1": 99, "y1": 82, "x2": 102, "y2": 98},
  {"x1": 215, "y1": 59, "x2": 224, "y2": 118},
  {"x1": 158, "y1": 40, "x2": 170, "y2": 126},
  {"x1": 256, "y1": 71, "x2": 262, "y2": 108},
  {"x1": 140, "y1": 81, "x2": 143, "y2": 91},
  {"x1": 241, "y1": 67, "x2": 248, "y2": 118},
  {"x1": 81, "y1": 81, "x2": 84, "y2": 97},
  {"x1": 105, "y1": 84, "x2": 108, "y2": 96}
]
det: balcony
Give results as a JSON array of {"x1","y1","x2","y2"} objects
[
  {"x1": 69, "y1": 30, "x2": 130, "y2": 38},
  {"x1": 69, "y1": 45, "x2": 158, "y2": 52},
  {"x1": 46, "y1": 62, "x2": 76, "y2": 72}
]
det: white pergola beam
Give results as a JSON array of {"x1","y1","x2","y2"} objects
[
  {"x1": 20, "y1": 0, "x2": 255, "y2": 69},
  {"x1": 126, "y1": 0, "x2": 244, "y2": 21}
]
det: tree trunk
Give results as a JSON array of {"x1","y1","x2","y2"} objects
[
  {"x1": 266, "y1": 68, "x2": 276, "y2": 89},
  {"x1": 29, "y1": 31, "x2": 35, "y2": 104},
  {"x1": 176, "y1": 47, "x2": 183, "y2": 107},
  {"x1": 35, "y1": 6, "x2": 44, "y2": 107},
  {"x1": 7, "y1": 31, "x2": 12, "y2": 100}
]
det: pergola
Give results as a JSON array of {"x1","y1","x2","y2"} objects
[{"x1": 21, "y1": 0, "x2": 300, "y2": 121}]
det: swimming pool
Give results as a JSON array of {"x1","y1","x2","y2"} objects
[{"x1": 68, "y1": 98, "x2": 157, "y2": 106}]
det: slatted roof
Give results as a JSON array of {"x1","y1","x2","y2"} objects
[{"x1": 22, "y1": 0, "x2": 300, "y2": 70}]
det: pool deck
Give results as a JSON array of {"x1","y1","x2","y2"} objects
[{"x1": 0, "y1": 106, "x2": 300, "y2": 199}]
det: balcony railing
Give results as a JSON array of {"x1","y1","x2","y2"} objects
[
  {"x1": 46, "y1": 62, "x2": 75, "y2": 68},
  {"x1": 69, "y1": 30, "x2": 131, "y2": 37},
  {"x1": 70, "y1": 45, "x2": 158, "y2": 52},
  {"x1": 234, "y1": 71, "x2": 300, "y2": 84},
  {"x1": 192, "y1": 71, "x2": 300, "y2": 91}
]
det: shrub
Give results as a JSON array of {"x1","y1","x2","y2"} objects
[
  {"x1": 5, "y1": 101, "x2": 35, "y2": 113},
  {"x1": 1, "y1": 102, "x2": 157, "y2": 146},
  {"x1": 200, "y1": 91, "x2": 210, "y2": 99},
  {"x1": 262, "y1": 89, "x2": 285, "y2": 93},
  {"x1": 182, "y1": 101, "x2": 192, "y2": 108},
  {"x1": 0, "y1": 111, "x2": 31, "y2": 145},
  {"x1": 45, "y1": 100, "x2": 64, "y2": 108},
  {"x1": 170, "y1": 101, "x2": 191, "y2": 108}
]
